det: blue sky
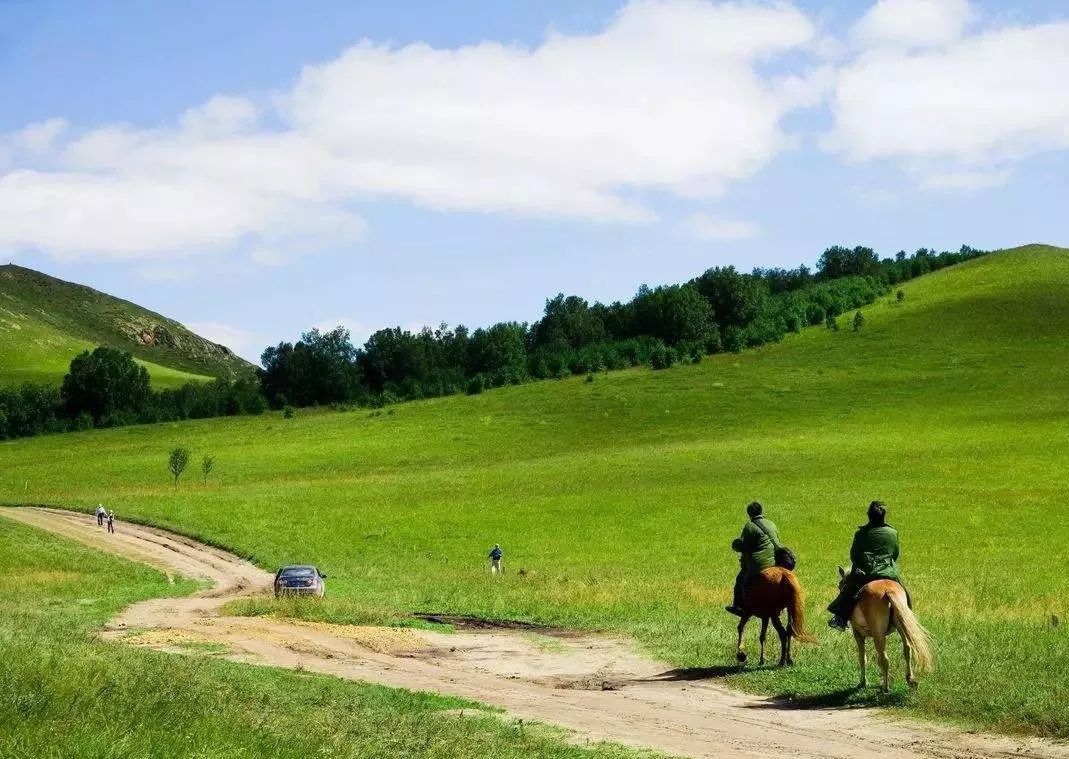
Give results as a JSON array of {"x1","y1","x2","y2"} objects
[{"x1": 1, "y1": 0, "x2": 1067, "y2": 363}]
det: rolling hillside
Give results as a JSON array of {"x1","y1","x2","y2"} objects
[
  {"x1": 3, "y1": 243, "x2": 1069, "y2": 735},
  {"x1": 0, "y1": 264, "x2": 256, "y2": 387}
]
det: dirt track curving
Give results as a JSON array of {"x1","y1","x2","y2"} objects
[{"x1": 4, "y1": 506, "x2": 1067, "y2": 759}]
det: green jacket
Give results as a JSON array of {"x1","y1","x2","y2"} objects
[
  {"x1": 731, "y1": 516, "x2": 779, "y2": 577},
  {"x1": 849, "y1": 522, "x2": 901, "y2": 582}
]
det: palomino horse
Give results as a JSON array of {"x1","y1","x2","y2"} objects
[
  {"x1": 735, "y1": 566, "x2": 817, "y2": 666},
  {"x1": 837, "y1": 566, "x2": 934, "y2": 692}
]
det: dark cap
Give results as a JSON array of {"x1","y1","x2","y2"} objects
[
  {"x1": 746, "y1": 501, "x2": 763, "y2": 518},
  {"x1": 867, "y1": 500, "x2": 886, "y2": 524}
]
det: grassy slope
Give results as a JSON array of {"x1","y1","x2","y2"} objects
[
  {"x1": 0, "y1": 313, "x2": 212, "y2": 389},
  {"x1": 0, "y1": 263, "x2": 255, "y2": 387},
  {"x1": 0, "y1": 516, "x2": 651, "y2": 759},
  {"x1": 2, "y1": 244, "x2": 1068, "y2": 735}
]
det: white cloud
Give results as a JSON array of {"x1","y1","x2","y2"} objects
[
  {"x1": 0, "y1": 0, "x2": 822, "y2": 262},
  {"x1": 12, "y1": 118, "x2": 70, "y2": 154},
  {"x1": 852, "y1": 0, "x2": 973, "y2": 50},
  {"x1": 179, "y1": 95, "x2": 260, "y2": 138},
  {"x1": 682, "y1": 212, "x2": 759, "y2": 240},
  {"x1": 826, "y1": 19, "x2": 1069, "y2": 186},
  {"x1": 185, "y1": 321, "x2": 265, "y2": 363}
]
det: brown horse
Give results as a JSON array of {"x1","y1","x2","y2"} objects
[
  {"x1": 837, "y1": 566, "x2": 934, "y2": 692},
  {"x1": 735, "y1": 566, "x2": 818, "y2": 666}
]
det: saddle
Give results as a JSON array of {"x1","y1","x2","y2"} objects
[{"x1": 851, "y1": 578, "x2": 912, "y2": 608}]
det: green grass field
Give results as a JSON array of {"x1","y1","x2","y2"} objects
[
  {"x1": 0, "y1": 516, "x2": 652, "y2": 759},
  {"x1": 2, "y1": 244, "x2": 1068, "y2": 737}
]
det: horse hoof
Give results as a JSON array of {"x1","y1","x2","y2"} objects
[
  {"x1": 856, "y1": 681, "x2": 867, "y2": 690},
  {"x1": 907, "y1": 679, "x2": 918, "y2": 689},
  {"x1": 736, "y1": 651, "x2": 747, "y2": 663}
]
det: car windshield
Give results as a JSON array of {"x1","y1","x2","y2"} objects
[{"x1": 280, "y1": 567, "x2": 316, "y2": 578}]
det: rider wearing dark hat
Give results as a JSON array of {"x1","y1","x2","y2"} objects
[
  {"x1": 827, "y1": 500, "x2": 908, "y2": 631},
  {"x1": 725, "y1": 501, "x2": 780, "y2": 616}
]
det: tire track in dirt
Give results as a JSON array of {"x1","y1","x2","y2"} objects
[{"x1": 3, "y1": 506, "x2": 1066, "y2": 759}]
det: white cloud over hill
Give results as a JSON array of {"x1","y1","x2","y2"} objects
[{"x1": 0, "y1": 0, "x2": 1067, "y2": 263}]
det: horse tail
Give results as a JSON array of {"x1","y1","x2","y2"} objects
[
  {"x1": 783, "y1": 571, "x2": 818, "y2": 644},
  {"x1": 886, "y1": 592, "x2": 934, "y2": 673}
]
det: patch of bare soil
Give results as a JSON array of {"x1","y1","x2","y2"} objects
[{"x1": 4, "y1": 506, "x2": 1068, "y2": 759}]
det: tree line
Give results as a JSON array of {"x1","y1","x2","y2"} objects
[
  {"x1": 257, "y1": 245, "x2": 987, "y2": 407},
  {"x1": 0, "y1": 244, "x2": 987, "y2": 441},
  {"x1": 0, "y1": 347, "x2": 265, "y2": 441}
]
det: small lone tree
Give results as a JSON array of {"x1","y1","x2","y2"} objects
[
  {"x1": 169, "y1": 447, "x2": 190, "y2": 490},
  {"x1": 852, "y1": 310, "x2": 865, "y2": 333},
  {"x1": 201, "y1": 454, "x2": 215, "y2": 484},
  {"x1": 825, "y1": 314, "x2": 839, "y2": 331},
  {"x1": 896, "y1": 290, "x2": 905, "y2": 303}
]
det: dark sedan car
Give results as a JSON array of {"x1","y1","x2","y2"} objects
[{"x1": 273, "y1": 565, "x2": 326, "y2": 598}]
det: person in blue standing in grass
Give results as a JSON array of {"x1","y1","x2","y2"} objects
[{"x1": 488, "y1": 544, "x2": 503, "y2": 575}]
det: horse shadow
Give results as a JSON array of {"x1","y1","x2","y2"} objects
[
  {"x1": 638, "y1": 664, "x2": 777, "y2": 682},
  {"x1": 633, "y1": 669, "x2": 908, "y2": 712},
  {"x1": 743, "y1": 687, "x2": 908, "y2": 711}
]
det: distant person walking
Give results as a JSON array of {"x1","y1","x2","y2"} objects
[
  {"x1": 488, "y1": 544, "x2": 503, "y2": 575},
  {"x1": 106, "y1": 510, "x2": 115, "y2": 534},
  {"x1": 96, "y1": 504, "x2": 107, "y2": 527}
]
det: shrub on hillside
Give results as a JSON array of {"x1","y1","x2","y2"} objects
[
  {"x1": 648, "y1": 344, "x2": 676, "y2": 370},
  {"x1": 168, "y1": 447, "x2": 190, "y2": 489}
]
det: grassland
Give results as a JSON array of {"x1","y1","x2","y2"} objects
[
  {"x1": 0, "y1": 263, "x2": 253, "y2": 386},
  {"x1": 2, "y1": 244, "x2": 1068, "y2": 737},
  {"x1": 0, "y1": 310, "x2": 212, "y2": 388},
  {"x1": 0, "y1": 515, "x2": 652, "y2": 759}
]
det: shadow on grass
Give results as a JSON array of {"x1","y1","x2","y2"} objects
[
  {"x1": 639, "y1": 664, "x2": 777, "y2": 682},
  {"x1": 744, "y1": 687, "x2": 909, "y2": 711}
]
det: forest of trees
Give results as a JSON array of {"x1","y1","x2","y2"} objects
[
  {"x1": 0, "y1": 244, "x2": 988, "y2": 441},
  {"x1": 0, "y1": 347, "x2": 265, "y2": 440},
  {"x1": 256, "y1": 244, "x2": 989, "y2": 408}
]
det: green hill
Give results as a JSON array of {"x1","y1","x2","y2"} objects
[
  {"x1": 2, "y1": 243, "x2": 1069, "y2": 736},
  {"x1": 0, "y1": 264, "x2": 256, "y2": 387}
]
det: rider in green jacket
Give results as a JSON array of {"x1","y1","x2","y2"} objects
[
  {"x1": 827, "y1": 501, "x2": 908, "y2": 630},
  {"x1": 725, "y1": 501, "x2": 780, "y2": 616}
]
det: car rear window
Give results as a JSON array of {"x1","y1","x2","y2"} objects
[{"x1": 280, "y1": 567, "x2": 315, "y2": 578}]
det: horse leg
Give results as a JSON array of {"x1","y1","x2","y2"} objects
[
  {"x1": 736, "y1": 615, "x2": 751, "y2": 663},
  {"x1": 901, "y1": 626, "x2": 916, "y2": 688},
  {"x1": 873, "y1": 628, "x2": 890, "y2": 693},
  {"x1": 770, "y1": 613, "x2": 791, "y2": 666},
  {"x1": 853, "y1": 627, "x2": 867, "y2": 688}
]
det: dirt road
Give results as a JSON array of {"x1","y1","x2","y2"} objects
[{"x1": 3, "y1": 506, "x2": 1065, "y2": 759}]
